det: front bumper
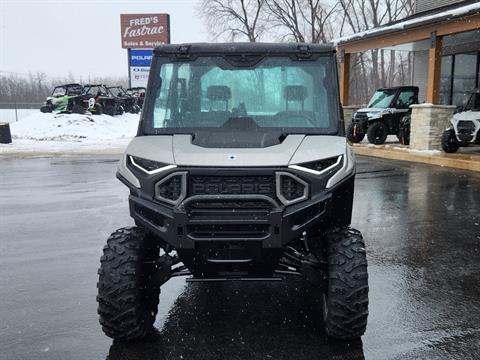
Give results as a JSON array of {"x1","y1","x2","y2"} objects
[{"x1": 124, "y1": 172, "x2": 354, "y2": 250}]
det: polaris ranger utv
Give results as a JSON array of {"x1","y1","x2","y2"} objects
[
  {"x1": 442, "y1": 89, "x2": 480, "y2": 153},
  {"x1": 347, "y1": 86, "x2": 418, "y2": 145},
  {"x1": 97, "y1": 43, "x2": 369, "y2": 341}
]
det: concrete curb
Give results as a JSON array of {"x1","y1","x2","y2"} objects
[
  {"x1": 0, "y1": 148, "x2": 125, "y2": 159},
  {"x1": 353, "y1": 145, "x2": 480, "y2": 172}
]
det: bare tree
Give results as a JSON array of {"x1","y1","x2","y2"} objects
[
  {"x1": 265, "y1": 0, "x2": 338, "y2": 43},
  {"x1": 198, "y1": 0, "x2": 266, "y2": 42}
]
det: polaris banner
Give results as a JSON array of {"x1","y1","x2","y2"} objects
[
  {"x1": 130, "y1": 66, "x2": 150, "y2": 88},
  {"x1": 129, "y1": 49, "x2": 153, "y2": 67}
]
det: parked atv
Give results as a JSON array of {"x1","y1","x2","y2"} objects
[
  {"x1": 82, "y1": 84, "x2": 123, "y2": 116},
  {"x1": 442, "y1": 90, "x2": 480, "y2": 153},
  {"x1": 40, "y1": 83, "x2": 85, "y2": 114},
  {"x1": 107, "y1": 86, "x2": 140, "y2": 114},
  {"x1": 347, "y1": 86, "x2": 418, "y2": 145},
  {"x1": 97, "y1": 43, "x2": 369, "y2": 342},
  {"x1": 126, "y1": 87, "x2": 146, "y2": 109}
]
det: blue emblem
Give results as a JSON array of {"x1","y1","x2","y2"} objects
[{"x1": 228, "y1": 154, "x2": 237, "y2": 161}]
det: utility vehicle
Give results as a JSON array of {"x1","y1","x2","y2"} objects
[
  {"x1": 442, "y1": 90, "x2": 480, "y2": 153},
  {"x1": 82, "y1": 84, "x2": 123, "y2": 116},
  {"x1": 107, "y1": 86, "x2": 141, "y2": 114},
  {"x1": 97, "y1": 43, "x2": 369, "y2": 341},
  {"x1": 347, "y1": 86, "x2": 418, "y2": 145},
  {"x1": 127, "y1": 87, "x2": 147, "y2": 108},
  {"x1": 40, "y1": 83, "x2": 85, "y2": 114}
]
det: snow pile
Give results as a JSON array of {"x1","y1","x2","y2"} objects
[
  {"x1": 1, "y1": 112, "x2": 140, "y2": 155},
  {"x1": 9, "y1": 112, "x2": 139, "y2": 142}
]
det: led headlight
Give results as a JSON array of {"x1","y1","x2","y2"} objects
[
  {"x1": 289, "y1": 155, "x2": 343, "y2": 176},
  {"x1": 128, "y1": 155, "x2": 176, "y2": 175}
]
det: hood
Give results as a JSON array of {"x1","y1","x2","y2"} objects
[
  {"x1": 357, "y1": 107, "x2": 386, "y2": 114},
  {"x1": 453, "y1": 110, "x2": 480, "y2": 122},
  {"x1": 124, "y1": 134, "x2": 346, "y2": 167}
]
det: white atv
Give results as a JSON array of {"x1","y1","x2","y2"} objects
[{"x1": 442, "y1": 90, "x2": 480, "y2": 153}]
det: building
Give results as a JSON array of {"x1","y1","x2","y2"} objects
[{"x1": 335, "y1": 0, "x2": 480, "y2": 151}]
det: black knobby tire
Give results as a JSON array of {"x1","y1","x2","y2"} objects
[
  {"x1": 104, "y1": 105, "x2": 116, "y2": 117},
  {"x1": 40, "y1": 105, "x2": 52, "y2": 113},
  {"x1": 441, "y1": 128, "x2": 460, "y2": 153},
  {"x1": 97, "y1": 227, "x2": 160, "y2": 341},
  {"x1": 93, "y1": 103, "x2": 103, "y2": 115},
  {"x1": 72, "y1": 104, "x2": 86, "y2": 115},
  {"x1": 367, "y1": 122, "x2": 388, "y2": 145},
  {"x1": 347, "y1": 123, "x2": 365, "y2": 143},
  {"x1": 398, "y1": 128, "x2": 410, "y2": 145},
  {"x1": 323, "y1": 227, "x2": 369, "y2": 340}
]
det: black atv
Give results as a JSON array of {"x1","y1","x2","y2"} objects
[
  {"x1": 347, "y1": 86, "x2": 418, "y2": 145},
  {"x1": 40, "y1": 83, "x2": 85, "y2": 114},
  {"x1": 126, "y1": 87, "x2": 146, "y2": 109},
  {"x1": 107, "y1": 86, "x2": 141, "y2": 114},
  {"x1": 82, "y1": 84, "x2": 123, "y2": 116},
  {"x1": 97, "y1": 43, "x2": 369, "y2": 342}
]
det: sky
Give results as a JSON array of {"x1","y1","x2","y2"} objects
[{"x1": 0, "y1": 0, "x2": 208, "y2": 79}]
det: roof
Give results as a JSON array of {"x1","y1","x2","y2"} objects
[
  {"x1": 154, "y1": 42, "x2": 335, "y2": 55},
  {"x1": 55, "y1": 83, "x2": 82, "y2": 87},
  {"x1": 335, "y1": 0, "x2": 480, "y2": 45}
]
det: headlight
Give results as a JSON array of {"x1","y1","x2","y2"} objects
[
  {"x1": 128, "y1": 155, "x2": 176, "y2": 175},
  {"x1": 289, "y1": 156, "x2": 343, "y2": 176}
]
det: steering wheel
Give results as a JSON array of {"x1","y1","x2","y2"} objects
[{"x1": 274, "y1": 111, "x2": 316, "y2": 127}]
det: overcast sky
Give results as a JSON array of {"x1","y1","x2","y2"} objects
[{"x1": 0, "y1": 0, "x2": 208, "y2": 79}]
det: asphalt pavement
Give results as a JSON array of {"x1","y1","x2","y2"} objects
[{"x1": 1, "y1": 155, "x2": 480, "y2": 360}]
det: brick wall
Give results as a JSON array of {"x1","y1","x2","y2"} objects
[{"x1": 410, "y1": 104, "x2": 455, "y2": 151}]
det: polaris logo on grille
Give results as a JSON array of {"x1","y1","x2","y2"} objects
[
  {"x1": 228, "y1": 154, "x2": 237, "y2": 160},
  {"x1": 192, "y1": 183, "x2": 272, "y2": 195}
]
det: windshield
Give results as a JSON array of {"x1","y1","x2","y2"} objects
[
  {"x1": 143, "y1": 55, "x2": 339, "y2": 134},
  {"x1": 464, "y1": 92, "x2": 480, "y2": 111},
  {"x1": 52, "y1": 87, "x2": 66, "y2": 97},
  {"x1": 109, "y1": 87, "x2": 127, "y2": 97},
  {"x1": 367, "y1": 89, "x2": 396, "y2": 108}
]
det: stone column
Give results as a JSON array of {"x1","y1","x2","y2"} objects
[
  {"x1": 410, "y1": 104, "x2": 455, "y2": 151},
  {"x1": 342, "y1": 105, "x2": 364, "y2": 131}
]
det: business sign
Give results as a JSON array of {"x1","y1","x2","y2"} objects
[
  {"x1": 130, "y1": 49, "x2": 153, "y2": 67},
  {"x1": 120, "y1": 13, "x2": 170, "y2": 49},
  {"x1": 130, "y1": 66, "x2": 150, "y2": 88}
]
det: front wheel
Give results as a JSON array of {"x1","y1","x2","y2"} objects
[
  {"x1": 97, "y1": 227, "x2": 160, "y2": 341},
  {"x1": 367, "y1": 122, "x2": 388, "y2": 145},
  {"x1": 347, "y1": 123, "x2": 365, "y2": 143},
  {"x1": 323, "y1": 227, "x2": 369, "y2": 339},
  {"x1": 441, "y1": 128, "x2": 460, "y2": 153}
]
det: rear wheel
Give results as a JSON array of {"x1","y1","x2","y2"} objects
[
  {"x1": 93, "y1": 103, "x2": 103, "y2": 115},
  {"x1": 367, "y1": 122, "x2": 388, "y2": 145},
  {"x1": 40, "y1": 105, "x2": 52, "y2": 113},
  {"x1": 72, "y1": 104, "x2": 85, "y2": 114},
  {"x1": 347, "y1": 123, "x2": 365, "y2": 143},
  {"x1": 104, "y1": 105, "x2": 115, "y2": 116},
  {"x1": 441, "y1": 128, "x2": 460, "y2": 153},
  {"x1": 97, "y1": 227, "x2": 161, "y2": 341},
  {"x1": 322, "y1": 227, "x2": 369, "y2": 339}
]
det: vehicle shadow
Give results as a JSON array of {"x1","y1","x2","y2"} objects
[{"x1": 106, "y1": 277, "x2": 364, "y2": 360}]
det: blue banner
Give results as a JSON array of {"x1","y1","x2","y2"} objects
[{"x1": 130, "y1": 49, "x2": 153, "y2": 67}]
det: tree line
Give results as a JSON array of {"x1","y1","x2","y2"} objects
[
  {"x1": 198, "y1": 0, "x2": 415, "y2": 105},
  {"x1": 0, "y1": 72, "x2": 128, "y2": 105}
]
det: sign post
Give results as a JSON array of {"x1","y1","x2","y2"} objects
[{"x1": 120, "y1": 13, "x2": 170, "y2": 88}]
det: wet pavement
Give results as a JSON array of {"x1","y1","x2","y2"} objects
[{"x1": 1, "y1": 155, "x2": 480, "y2": 360}]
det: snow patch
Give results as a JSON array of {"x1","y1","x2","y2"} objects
[{"x1": 1, "y1": 112, "x2": 140, "y2": 155}]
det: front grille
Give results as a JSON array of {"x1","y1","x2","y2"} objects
[
  {"x1": 354, "y1": 113, "x2": 368, "y2": 121},
  {"x1": 189, "y1": 175, "x2": 275, "y2": 197},
  {"x1": 187, "y1": 224, "x2": 270, "y2": 239},
  {"x1": 457, "y1": 121, "x2": 476, "y2": 135}
]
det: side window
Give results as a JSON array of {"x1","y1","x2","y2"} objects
[{"x1": 395, "y1": 90, "x2": 415, "y2": 109}]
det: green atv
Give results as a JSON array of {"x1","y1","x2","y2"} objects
[{"x1": 40, "y1": 84, "x2": 85, "y2": 114}]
